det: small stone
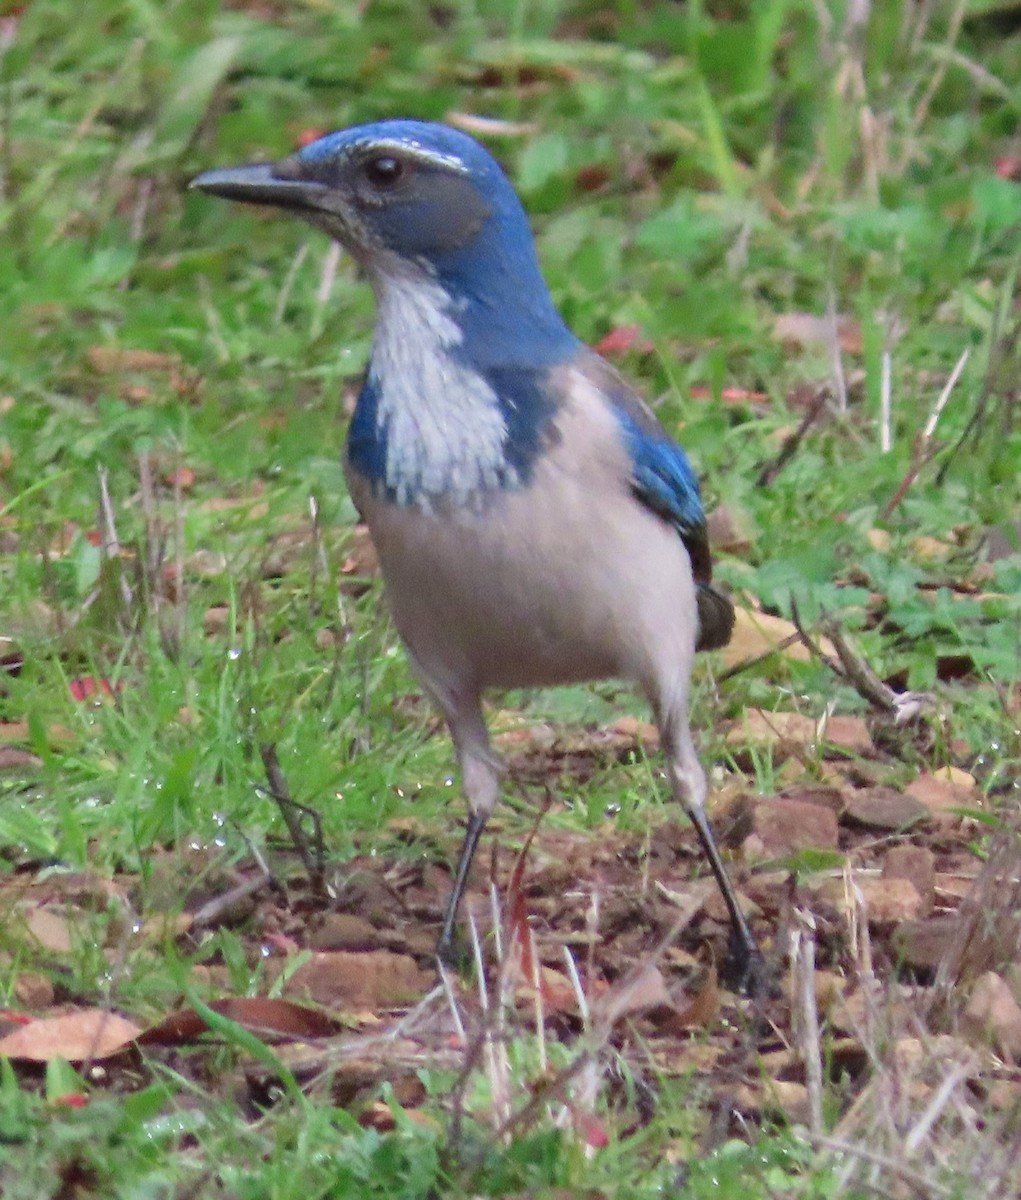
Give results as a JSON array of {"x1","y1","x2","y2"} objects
[
  {"x1": 905, "y1": 773, "x2": 973, "y2": 823},
  {"x1": 13, "y1": 971, "x2": 55, "y2": 1009},
  {"x1": 963, "y1": 972, "x2": 1021, "y2": 1062},
  {"x1": 308, "y1": 912, "x2": 379, "y2": 952},
  {"x1": 810, "y1": 874, "x2": 925, "y2": 927},
  {"x1": 891, "y1": 916, "x2": 959, "y2": 973},
  {"x1": 282, "y1": 950, "x2": 430, "y2": 1009},
  {"x1": 858, "y1": 876, "x2": 925, "y2": 927},
  {"x1": 842, "y1": 787, "x2": 930, "y2": 832},
  {"x1": 882, "y1": 845, "x2": 935, "y2": 915},
  {"x1": 748, "y1": 796, "x2": 840, "y2": 857}
]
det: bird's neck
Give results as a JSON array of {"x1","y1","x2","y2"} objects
[{"x1": 347, "y1": 266, "x2": 572, "y2": 508}]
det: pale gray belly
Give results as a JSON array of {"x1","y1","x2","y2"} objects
[{"x1": 350, "y1": 470, "x2": 694, "y2": 695}]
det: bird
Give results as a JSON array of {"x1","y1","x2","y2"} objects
[{"x1": 191, "y1": 119, "x2": 763, "y2": 988}]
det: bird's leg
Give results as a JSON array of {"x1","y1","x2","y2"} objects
[
  {"x1": 427, "y1": 690, "x2": 503, "y2": 966},
  {"x1": 437, "y1": 807, "x2": 488, "y2": 963},
  {"x1": 659, "y1": 706, "x2": 768, "y2": 996}
]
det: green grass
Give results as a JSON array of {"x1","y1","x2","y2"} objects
[{"x1": 2, "y1": 0, "x2": 1021, "y2": 1195}]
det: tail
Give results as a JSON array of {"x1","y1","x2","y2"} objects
[{"x1": 695, "y1": 583, "x2": 735, "y2": 652}]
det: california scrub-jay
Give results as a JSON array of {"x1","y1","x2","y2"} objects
[{"x1": 192, "y1": 120, "x2": 761, "y2": 986}]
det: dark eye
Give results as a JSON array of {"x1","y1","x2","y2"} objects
[{"x1": 363, "y1": 155, "x2": 405, "y2": 190}]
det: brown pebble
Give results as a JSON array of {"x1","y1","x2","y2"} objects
[
  {"x1": 842, "y1": 786, "x2": 930, "y2": 832},
  {"x1": 882, "y1": 845, "x2": 936, "y2": 915},
  {"x1": 748, "y1": 796, "x2": 839, "y2": 857}
]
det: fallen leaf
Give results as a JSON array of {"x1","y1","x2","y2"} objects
[
  {"x1": 720, "y1": 607, "x2": 836, "y2": 669},
  {"x1": 68, "y1": 676, "x2": 118, "y2": 703},
  {"x1": 591, "y1": 962, "x2": 673, "y2": 1027},
  {"x1": 20, "y1": 905, "x2": 74, "y2": 953},
  {"x1": 672, "y1": 966, "x2": 719, "y2": 1029},
  {"x1": 0, "y1": 1009, "x2": 141, "y2": 1062},
  {"x1": 163, "y1": 466, "x2": 196, "y2": 490},
  {"x1": 705, "y1": 503, "x2": 752, "y2": 554},
  {"x1": 734, "y1": 1078, "x2": 812, "y2": 1123},
  {"x1": 773, "y1": 311, "x2": 863, "y2": 356},
  {"x1": 139, "y1": 997, "x2": 343, "y2": 1046},
  {"x1": 592, "y1": 325, "x2": 653, "y2": 356},
  {"x1": 0, "y1": 746, "x2": 42, "y2": 771},
  {"x1": 13, "y1": 972, "x2": 55, "y2": 1009},
  {"x1": 688, "y1": 385, "x2": 769, "y2": 406},
  {"x1": 86, "y1": 347, "x2": 181, "y2": 374},
  {"x1": 857, "y1": 876, "x2": 926, "y2": 927}
]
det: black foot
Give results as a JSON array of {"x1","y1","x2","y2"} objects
[
  {"x1": 721, "y1": 933, "x2": 774, "y2": 1001},
  {"x1": 436, "y1": 926, "x2": 472, "y2": 971}
]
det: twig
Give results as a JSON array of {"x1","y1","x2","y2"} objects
[
  {"x1": 806, "y1": 1132, "x2": 949, "y2": 1199},
  {"x1": 274, "y1": 240, "x2": 309, "y2": 326},
  {"x1": 190, "y1": 869, "x2": 271, "y2": 929},
  {"x1": 910, "y1": 0, "x2": 967, "y2": 136},
  {"x1": 789, "y1": 600, "x2": 934, "y2": 723},
  {"x1": 258, "y1": 743, "x2": 326, "y2": 899},
  {"x1": 819, "y1": 612, "x2": 934, "y2": 723},
  {"x1": 880, "y1": 346, "x2": 969, "y2": 520},
  {"x1": 791, "y1": 909, "x2": 823, "y2": 1137},
  {"x1": 97, "y1": 466, "x2": 134, "y2": 610},
  {"x1": 755, "y1": 388, "x2": 829, "y2": 487},
  {"x1": 827, "y1": 285, "x2": 848, "y2": 413},
  {"x1": 311, "y1": 241, "x2": 341, "y2": 339},
  {"x1": 880, "y1": 348, "x2": 892, "y2": 454}
]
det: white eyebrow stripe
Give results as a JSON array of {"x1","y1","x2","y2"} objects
[{"x1": 349, "y1": 137, "x2": 469, "y2": 174}]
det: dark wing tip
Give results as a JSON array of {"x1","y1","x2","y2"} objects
[{"x1": 695, "y1": 583, "x2": 735, "y2": 652}]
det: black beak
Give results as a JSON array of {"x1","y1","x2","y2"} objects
[{"x1": 189, "y1": 160, "x2": 328, "y2": 213}]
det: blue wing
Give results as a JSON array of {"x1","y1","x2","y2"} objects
[
  {"x1": 576, "y1": 352, "x2": 711, "y2": 576},
  {"x1": 576, "y1": 351, "x2": 733, "y2": 651},
  {"x1": 616, "y1": 410, "x2": 707, "y2": 559}
]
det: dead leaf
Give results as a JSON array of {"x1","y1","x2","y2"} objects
[
  {"x1": 592, "y1": 325, "x2": 654, "y2": 356},
  {"x1": 672, "y1": 966, "x2": 720, "y2": 1029},
  {"x1": 138, "y1": 997, "x2": 343, "y2": 1046},
  {"x1": 688, "y1": 385, "x2": 769, "y2": 406},
  {"x1": 340, "y1": 525, "x2": 379, "y2": 577},
  {"x1": 591, "y1": 962, "x2": 673, "y2": 1028},
  {"x1": 0, "y1": 745, "x2": 42, "y2": 771},
  {"x1": 87, "y1": 347, "x2": 180, "y2": 374},
  {"x1": 734, "y1": 1078, "x2": 812, "y2": 1123},
  {"x1": 0, "y1": 1009, "x2": 141, "y2": 1062},
  {"x1": 773, "y1": 311, "x2": 863, "y2": 356},
  {"x1": 705, "y1": 503, "x2": 752, "y2": 555},
  {"x1": 13, "y1": 972, "x2": 55, "y2": 1009},
  {"x1": 307, "y1": 913, "x2": 379, "y2": 952},
  {"x1": 20, "y1": 905, "x2": 74, "y2": 953},
  {"x1": 720, "y1": 608, "x2": 833, "y2": 669}
]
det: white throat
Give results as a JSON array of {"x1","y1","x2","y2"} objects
[{"x1": 368, "y1": 268, "x2": 514, "y2": 507}]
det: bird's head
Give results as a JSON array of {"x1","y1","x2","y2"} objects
[{"x1": 191, "y1": 119, "x2": 577, "y2": 367}]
